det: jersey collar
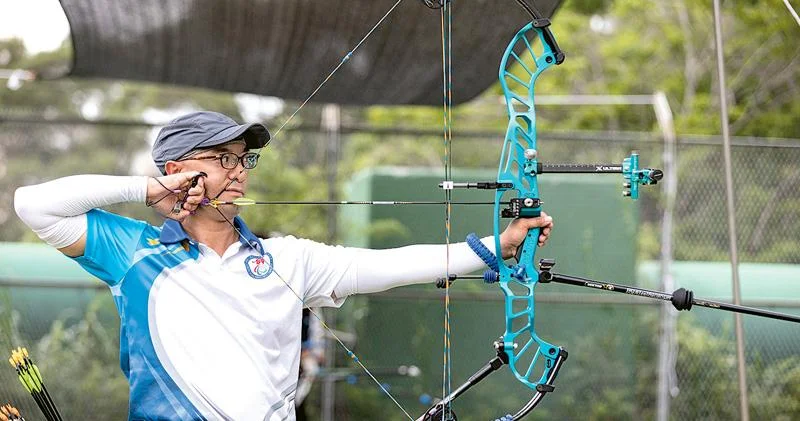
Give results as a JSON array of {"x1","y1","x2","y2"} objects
[{"x1": 159, "y1": 217, "x2": 264, "y2": 255}]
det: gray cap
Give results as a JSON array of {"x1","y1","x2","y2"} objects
[{"x1": 152, "y1": 111, "x2": 271, "y2": 174}]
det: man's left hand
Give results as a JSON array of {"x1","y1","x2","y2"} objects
[{"x1": 498, "y1": 212, "x2": 554, "y2": 259}]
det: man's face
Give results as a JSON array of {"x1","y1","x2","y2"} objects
[
  {"x1": 167, "y1": 140, "x2": 256, "y2": 218},
  {"x1": 185, "y1": 141, "x2": 250, "y2": 199}
]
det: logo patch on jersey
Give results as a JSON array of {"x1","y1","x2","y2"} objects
[{"x1": 245, "y1": 253, "x2": 274, "y2": 279}]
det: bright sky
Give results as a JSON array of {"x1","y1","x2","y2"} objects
[{"x1": 0, "y1": 0, "x2": 70, "y2": 54}]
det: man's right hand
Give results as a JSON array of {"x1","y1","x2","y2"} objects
[{"x1": 146, "y1": 171, "x2": 207, "y2": 221}]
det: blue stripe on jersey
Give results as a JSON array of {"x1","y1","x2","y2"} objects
[
  {"x1": 73, "y1": 209, "x2": 206, "y2": 420},
  {"x1": 123, "y1": 242, "x2": 205, "y2": 420}
]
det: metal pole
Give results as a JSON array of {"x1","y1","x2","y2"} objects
[
  {"x1": 712, "y1": 1, "x2": 749, "y2": 419},
  {"x1": 320, "y1": 104, "x2": 341, "y2": 421},
  {"x1": 321, "y1": 104, "x2": 342, "y2": 243},
  {"x1": 653, "y1": 91, "x2": 678, "y2": 421}
]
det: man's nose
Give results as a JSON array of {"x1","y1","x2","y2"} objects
[{"x1": 228, "y1": 166, "x2": 248, "y2": 182}]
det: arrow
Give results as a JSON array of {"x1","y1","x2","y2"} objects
[
  {"x1": 8, "y1": 348, "x2": 62, "y2": 421},
  {"x1": 202, "y1": 197, "x2": 504, "y2": 207}
]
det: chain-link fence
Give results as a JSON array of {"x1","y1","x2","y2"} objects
[{"x1": 1, "y1": 116, "x2": 798, "y2": 420}]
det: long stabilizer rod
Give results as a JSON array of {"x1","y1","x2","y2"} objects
[{"x1": 538, "y1": 259, "x2": 800, "y2": 324}]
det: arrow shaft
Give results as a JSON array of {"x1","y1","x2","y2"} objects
[{"x1": 214, "y1": 200, "x2": 502, "y2": 206}]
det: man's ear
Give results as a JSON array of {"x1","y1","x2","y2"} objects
[{"x1": 164, "y1": 161, "x2": 182, "y2": 175}]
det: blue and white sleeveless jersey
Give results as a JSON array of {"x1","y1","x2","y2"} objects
[{"x1": 73, "y1": 209, "x2": 354, "y2": 420}]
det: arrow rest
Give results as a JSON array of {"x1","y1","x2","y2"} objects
[{"x1": 501, "y1": 198, "x2": 542, "y2": 218}]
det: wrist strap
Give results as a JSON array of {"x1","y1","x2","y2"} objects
[{"x1": 466, "y1": 233, "x2": 499, "y2": 272}]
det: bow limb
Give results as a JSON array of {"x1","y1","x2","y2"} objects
[
  {"x1": 425, "y1": 11, "x2": 570, "y2": 419},
  {"x1": 492, "y1": 16, "x2": 566, "y2": 397}
]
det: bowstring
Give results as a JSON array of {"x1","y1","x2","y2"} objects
[
  {"x1": 145, "y1": 177, "x2": 184, "y2": 207},
  {"x1": 440, "y1": 1, "x2": 454, "y2": 419}
]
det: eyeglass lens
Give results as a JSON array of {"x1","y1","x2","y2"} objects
[{"x1": 220, "y1": 153, "x2": 259, "y2": 169}]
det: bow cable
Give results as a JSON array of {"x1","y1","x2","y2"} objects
[
  {"x1": 271, "y1": 0, "x2": 407, "y2": 139},
  {"x1": 439, "y1": 1, "x2": 455, "y2": 419}
]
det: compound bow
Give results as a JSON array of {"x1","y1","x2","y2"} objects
[
  {"x1": 419, "y1": 2, "x2": 799, "y2": 420},
  {"x1": 419, "y1": 1, "x2": 662, "y2": 420}
]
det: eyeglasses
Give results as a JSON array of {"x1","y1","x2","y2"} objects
[{"x1": 180, "y1": 152, "x2": 260, "y2": 169}]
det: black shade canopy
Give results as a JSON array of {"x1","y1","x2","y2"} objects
[{"x1": 58, "y1": 0, "x2": 561, "y2": 105}]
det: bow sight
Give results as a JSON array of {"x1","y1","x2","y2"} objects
[{"x1": 443, "y1": 151, "x2": 663, "y2": 216}]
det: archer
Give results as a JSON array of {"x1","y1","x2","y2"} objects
[{"x1": 14, "y1": 110, "x2": 553, "y2": 421}]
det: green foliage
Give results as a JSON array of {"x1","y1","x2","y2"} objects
[
  {"x1": 0, "y1": 288, "x2": 21, "y2": 349},
  {"x1": 348, "y1": 1, "x2": 800, "y2": 263},
  {"x1": 568, "y1": 0, "x2": 613, "y2": 15},
  {"x1": 35, "y1": 295, "x2": 129, "y2": 419},
  {"x1": 749, "y1": 357, "x2": 800, "y2": 420},
  {"x1": 0, "y1": 289, "x2": 31, "y2": 416},
  {"x1": 671, "y1": 321, "x2": 740, "y2": 419},
  {"x1": 0, "y1": 293, "x2": 128, "y2": 419},
  {"x1": 242, "y1": 130, "x2": 331, "y2": 240},
  {"x1": 556, "y1": 332, "x2": 639, "y2": 420},
  {"x1": 365, "y1": 219, "x2": 412, "y2": 245},
  {"x1": 486, "y1": 0, "x2": 800, "y2": 138}
]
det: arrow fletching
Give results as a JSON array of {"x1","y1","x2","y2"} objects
[{"x1": 231, "y1": 198, "x2": 257, "y2": 206}]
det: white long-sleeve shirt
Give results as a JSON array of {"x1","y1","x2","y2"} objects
[{"x1": 14, "y1": 175, "x2": 493, "y2": 420}]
